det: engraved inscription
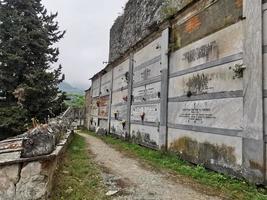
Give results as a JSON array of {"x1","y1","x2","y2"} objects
[
  {"x1": 183, "y1": 41, "x2": 218, "y2": 63},
  {"x1": 179, "y1": 102, "x2": 216, "y2": 124}
]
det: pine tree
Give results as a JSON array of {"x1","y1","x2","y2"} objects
[{"x1": 0, "y1": 0, "x2": 66, "y2": 136}]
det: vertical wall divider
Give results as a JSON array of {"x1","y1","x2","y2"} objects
[
  {"x1": 159, "y1": 28, "x2": 170, "y2": 150},
  {"x1": 126, "y1": 52, "x2": 134, "y2": 138},
  {"x1": 242, "y1": 0, "x2": 265, "y2": 183},
  {"x1": 98, "y1": 74, "x2": 102, "y2": 127},
  {"x1": 108, "y1": 68, "x2": 114, "y2": 134}
]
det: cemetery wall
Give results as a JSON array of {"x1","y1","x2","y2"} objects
[{"x1": 89, "y1": 0, "x2": 267, "y2": 184}]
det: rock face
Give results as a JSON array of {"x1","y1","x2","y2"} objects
[
  {"x1": 15, "y1": 117, "x2": 71, "y2": 158},
  {"x1": 21, "y1": 128, "x2": 56, "y2": 158},
  {"x1": 109, "y1": 0, "x2": 162, "y2": 62},
  {"x1": 15, "y1": 161, "x2": 57, "y2": 200},
  {"x1": 109, "y1": 0, "x2": 193, "y2": 62},
  {"x1": 0, "y1": 165, "x2": 20, "y2": 200}
]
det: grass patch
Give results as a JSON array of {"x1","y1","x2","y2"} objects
[
  {"x1": 51, "y1": 134, "x2": 108, "y2": 200},
  {"x1": 82, "y1": 130, "x2": 267, "y2": 200}
]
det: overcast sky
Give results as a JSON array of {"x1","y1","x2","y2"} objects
[{"x1": 42, "y1": 0, "x2": 127, "y2": 90}]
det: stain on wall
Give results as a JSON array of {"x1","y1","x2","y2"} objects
[
  {"x1": 169, "y1": 137, "x2": 237, "y2": 168},
  {"x1": 170, "y1": 0, "x2": 243, "y2": 51}
]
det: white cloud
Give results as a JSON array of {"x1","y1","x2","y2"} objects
[{"x1": 42, "y1": 0, "x2": 127, "y2": 89}]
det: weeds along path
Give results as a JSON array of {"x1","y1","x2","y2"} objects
[{"x1": 79, "y1": 132, "x2": 221, "y2": 200}]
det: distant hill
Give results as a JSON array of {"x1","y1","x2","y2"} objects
[{"x1": 59, "y1": 82, "x2": 84, "y2": 95}]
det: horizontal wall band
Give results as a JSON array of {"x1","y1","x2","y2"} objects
[
  {"x1": 131, "y1": 120, "x2": 159, "y2": 128},
  {"x1": 168, "y1": 123, "x2": 242, "y2": 138},
  {"x1": 111, "y1": 102, "x2": 128, "y2": 107},
  {"x1": 99, "y1": 93, "x2": 110, "y2": 98},
  {"x1": 112, "y1": 86, "x2": 128, "y2": 93},
  {"x1": 169, "y1": 90, "x2": 243, "y2": 102},
  {"x1": 169, "y1": 53, "x2": 243, "y2": 79},
  {"x1": 110, "y1": 117, "x2": 126, "y2": 121},
  {"x1": 98, "y1": 117, "x2": 108, "y2": 120},
  {"x1": 113, "y1": 73, "x2": 128, "y2": 82},
  {"x1": 101, "y1": 80, "x2": 112, "y2": 86},
  {"x1": 134, "y1": 55, "x2": 161, "y2": 72},
  {"x1": 132, "y1": 99, "x2": 160, "y2": 106},
  {"x1": 133, "y1": 75, "x2": 161, "y2": 88}
]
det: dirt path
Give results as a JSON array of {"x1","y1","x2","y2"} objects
[{"x1": 79, "y1": 133, "x2": 221, "y2": 200}]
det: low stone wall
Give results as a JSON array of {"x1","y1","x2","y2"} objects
[{"x1": 0, "y1": 130, "x2": 73, "y2": 200}]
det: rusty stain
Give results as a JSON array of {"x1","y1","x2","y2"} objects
[
  {"x1": 185, "y1": 16, "x2": 201, "y2": 33},
  {"x1": 0, "y1": 141, "x2": 22, "y2": 150},
  {"x1": 169, "y1": 137, "x2": 236, "y2": 165},
  {"x1": 249, "y1": 160, "x2": 264, "y2": 173},
  {"x1": 235, "y1": 0, "x2": 242, "y2": 8},
  {"x1": 41, "y1": 160, "x2": 52, "y2": 170}
]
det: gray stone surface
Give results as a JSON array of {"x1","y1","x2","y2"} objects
[
  {"x1": 15, "y1": 160, "x2": 57, "y2": 200},
  {"x1": 0, "y1": 165, "x2": 20, "y2": 200},
  {"x1": 109, "y1": 0, "x2": 193, "y2": 62}
]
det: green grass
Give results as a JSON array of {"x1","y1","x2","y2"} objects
[
  {"x1": 82, "y1": 130, "x2": 267, "y2": 200},
  {"x1": 51, "y1": 134, "x2": 108, "y2": 200}
]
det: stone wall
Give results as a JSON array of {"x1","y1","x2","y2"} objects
[
  {"x1": 0, "y1": 114, "x2": 74, "y2": 199},
  {"x1": 109, "y1": 0, "x2": 194, "y2": 62}
]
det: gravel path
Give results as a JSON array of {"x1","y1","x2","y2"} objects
[{"x1": 79, "y1": 133, "x2": 221, "y2": 200}]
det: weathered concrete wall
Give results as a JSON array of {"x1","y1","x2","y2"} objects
[
  {"x1": 84, "y1": 88, "x2": 92, "y2": 130},
  {"x1": 88, "y1": 0, "x2": 267, "y2": 185},
  {"x1": 110, "y1": 59, "x2": 129, "y2": 137}
]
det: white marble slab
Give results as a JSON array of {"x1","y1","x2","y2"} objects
[
  {"x1": 134, "y1": 37, "x2": 161, "y2": 67},
  {"x1": 169, "y1": 60, "x2": 243, "y2": 98},
  {"x1": 168, "y1": 98, "x2": 243, "y2": 130},
  {"x1": 169, "y1": 22, "x2": 243, "y2": 74},
  {"x1": 167, "y1": 128, "x2": 242, "y2": 165}
]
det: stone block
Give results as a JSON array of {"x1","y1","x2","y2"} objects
[{"x1": 0, "y1": 165, "x2": 20, "y2": 200}]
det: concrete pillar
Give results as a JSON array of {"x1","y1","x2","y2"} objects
[
  {"x1": 108, "y1": 68, "x2": 114, "y2": 133},
  {"x1": 126, "y1": 53, "x2": 134, "y2": 138},
  {"x1": 159, "y1": 28, "x2": 169, "y2": 150},
  {"x1": 242, "y1": 0, "x2": 265, "y2": 183}
]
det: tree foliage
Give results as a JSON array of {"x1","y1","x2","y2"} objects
[
  {"x1": 0, "y1": 0, "x2": 66, "y2": 136},
  {"x1": 65, "y1": 94, "x2": 85, "y2": 109}
]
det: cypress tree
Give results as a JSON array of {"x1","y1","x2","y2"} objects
[{"x1": 0, "y1": 0, "x2": 66, "y2": 136}]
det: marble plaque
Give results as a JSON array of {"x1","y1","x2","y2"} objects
[
  {"x1": 131, "y1": 104, "x2": 160, "y2": 122},
  {"x1": 113, "y1": 59, "x2": 129, "y2": 79},
  {"x1": 168, "y1": 98, "x2": 243, "y2": 130},
  {"x1": 130, "y1": 124, "x2": 159, "y2": 146},
  {"x1": 101, "y1": 81, "x2": 111, "y2": 96},
  {"x1": 111, "y1": 104, "x2": 127, "y2": 120},
  {"x1": 110, "y1": 120, "x2": 126, "y2": 137},
  {"x1": 133, "y1": 82, "x2": 161, "y2": 103},
  {"x1": 92, "y1": 87, "x2": 100, "y2": 98},
  {"x1": 91, "y1": 100, "x2": 99, "y2": 116},
  {"x1": 112, "y1": 89, "x2": 128, "y2": 105},
  {"x1": 134, "y1": 37, "x2": 161, "y2": 67},
  {"x1": 169, "y1": 22, "x2": 243, "y2": 75},
  {"x1": 101, "y1": 70, "x2": 112, "y2": 85},
  {"x1": 99, "y1": 119, "x2": 108, "y2": 130},
  {"x1": 167, "y1": 128, "x2": 242, "y2": 166},
  {"x1": 169, "y1": 60, "x2": 243, "y2": 98},
  {"x1": 113, "y1": 75, "x2": 128, "y2": 91}
]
